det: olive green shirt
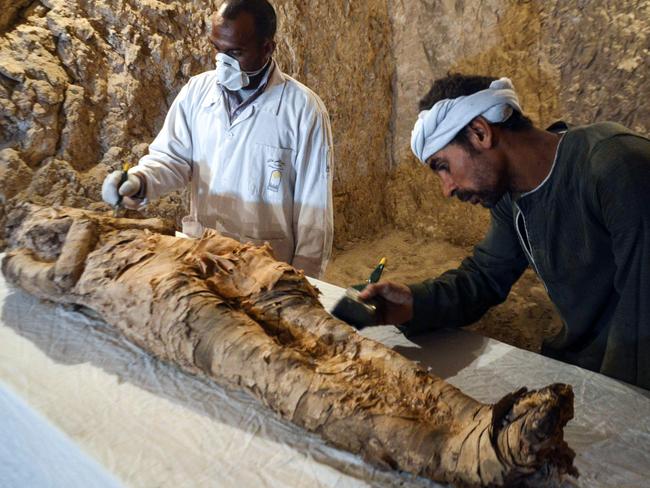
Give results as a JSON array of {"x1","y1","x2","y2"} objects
[{"x1": 406, "y1": 122, "x2": 650, "y2": 390}]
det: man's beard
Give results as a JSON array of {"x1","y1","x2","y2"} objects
[{"x1": 454, "y1": 189, "x2": 504, "y2": 208}]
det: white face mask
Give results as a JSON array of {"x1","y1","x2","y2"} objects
[
  {"x1": 215, "y1": 53, "x2": 271, "y2": 91},
  {"x1": 215, "y1": 52, "x2": 250, "y2": 91}
]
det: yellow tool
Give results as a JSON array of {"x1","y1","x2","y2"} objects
[
  {"x1": 368, "y1": 257, "x2": 387, "y2": 284},
  {"x1": 113, "y1": 162, "x2": 132, "y2": 217}
]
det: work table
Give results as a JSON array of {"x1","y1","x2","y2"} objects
[{"x1": 0, "y1": 266, "x2": 648, "y2": 487}]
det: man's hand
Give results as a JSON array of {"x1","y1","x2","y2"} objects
[
  {"x1": 359, "y1": 282, "x2": 414, "y2": 325},
  {"x1": 102, "y1": 170, "x2": 142, "y2": 209}
]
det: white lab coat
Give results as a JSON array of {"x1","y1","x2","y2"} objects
[{"x1": 131, "y1": 66, "x2": 334, "y2": 278}]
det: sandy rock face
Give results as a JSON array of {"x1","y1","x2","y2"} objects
[
  {"x1": 0, "y1": 0, "x2": 215, "y2": 233},
  {"x1": 388, "y1": 0, "x2": 649, "y2": 244},
  {"x1": 0, "y1": 0, "x2": 393, "y2": 247},
  {"x1": 391, "y1": 0, "x2": 649, "y2": 162},
  {"x1": 3, "y1": 0, "x2": 645, "y2": 251},
  {"x1": 0, "y1": 0, "x2": 32, "y2": 34}
]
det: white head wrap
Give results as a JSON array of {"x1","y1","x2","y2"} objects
[{"x1": 410, "y1": 78, "x2": 523, "y2": 163}]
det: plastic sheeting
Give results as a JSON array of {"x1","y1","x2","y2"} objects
[
  {"x1": 1, "y1": 263, "x2": 649, "y2": 487},
  {"x1": 0, "y1": 384, "x2": 122, "y2": 488}
]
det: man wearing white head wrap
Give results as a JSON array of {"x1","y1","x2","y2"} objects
[
  {"x1": 361, "y1": 73, "x2": 650, "y2": 390},
  {"x1": 410, "y1": 78, "x2": 522, "y2": 164}
]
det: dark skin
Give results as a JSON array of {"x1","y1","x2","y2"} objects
[
  {"x1": 209, "y1": 7, "x2": 276, "y2": 90},
  {"x1": 426, "y1": 117, "x2": 562, "y2": 208},
  {"x1": 360, "y1": 118, "x2": 562, "y2": 325}
]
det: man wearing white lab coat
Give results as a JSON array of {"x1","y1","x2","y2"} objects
[{"x1": 102, "y1": 0, "x2": 333, "y2": 278}]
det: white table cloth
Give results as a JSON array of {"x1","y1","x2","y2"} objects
[{"x1": 1, "y1": 263, "x2": 649, "y2": 487}]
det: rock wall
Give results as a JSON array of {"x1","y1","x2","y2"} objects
[
  {"x1": 272, "y1": 0, "x2": 393, "y2": 244},
  {"x1": 388, "y1": 0, "x2": 650, "y2": 245},
  {"x1": 0, "y1": 0, "x2": 393, "y2": 246},
  {"x1": 0, "y1": 0, "x2": 217, "y2": 233},
  {"x1": 2, "y1": 0, "x2": 648, "y2": 250}
]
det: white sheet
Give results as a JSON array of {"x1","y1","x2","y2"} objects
[
  {"x1": 0, "y1": 383, "x2": 122, "y2": 488},
  {"x1": 1, "y1": 262, "x2": 649, "y2": 487}
]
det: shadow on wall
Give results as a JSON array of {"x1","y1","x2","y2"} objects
[{"x1": 384, "y1": 2, "x2": 562, "y2": 248}]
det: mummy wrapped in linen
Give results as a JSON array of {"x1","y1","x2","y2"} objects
[{"x1": 2, "y1": 203, "x2": 578, "y2": 487}]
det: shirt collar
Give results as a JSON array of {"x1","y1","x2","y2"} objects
[
  {"x1": 202, "y1": 60, "x2": 287, "y2": 114},
  {"x1": 517, "y1": 133, "x2": 566, "y2": 200},
  {"x1": 221, "y1": 61, "x2": 274, "y2": 121},
  {"x1": 258, "y1": 63, "x2": 287, "y2": 115},
  {"x1": 225, "y1": 59, "x2": 274, "y2": 98}
]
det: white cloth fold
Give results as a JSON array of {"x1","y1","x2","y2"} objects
[{"x1": 410, "y1": 78, "x2": 522, "y2": 163}]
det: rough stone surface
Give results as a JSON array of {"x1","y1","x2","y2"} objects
[
  {"x1": 0, "y1": 0, "x2": 219, "y2": 236},
  {"x1": 0, "y1": 0, "x2": 33, "y2": 34},
  {"x1": 0, "y1": 0, "x2": 392, "y2": 247},
  {"x1": 272, "y1": 0, "x2": 393, "y2": 244},
  {"x1": 2, "y1": 0, "x2": 648, "y2": 253},
  {"x1": 389, "y1": 0, "x2": 649, "y2": 243},
  {"x1": 384, "y1": 153, "x2": 488, "y2": 247}
]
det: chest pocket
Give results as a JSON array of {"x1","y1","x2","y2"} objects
[{"x1": 252, "y1": 143, "x2": 295, "y2": 199}]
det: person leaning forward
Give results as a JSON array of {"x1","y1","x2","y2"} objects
[
  {"x1": 102, "y1": 0, "x2": 334, "y2": 278},
  {"x1": 361, "y1": 74, "x2": 650, "y2": 390}
]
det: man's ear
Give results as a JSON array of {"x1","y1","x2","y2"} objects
[
  {"x1": 467, "y1": 116, "x2": 496, "y2": 150},
  {"x1": 263, "y1": 38, "x2": 276, "y2": 61}
]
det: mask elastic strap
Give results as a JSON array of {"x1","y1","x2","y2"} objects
[{"x1": 244, "y1": 57, "x2": 271, "y2": 77}]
